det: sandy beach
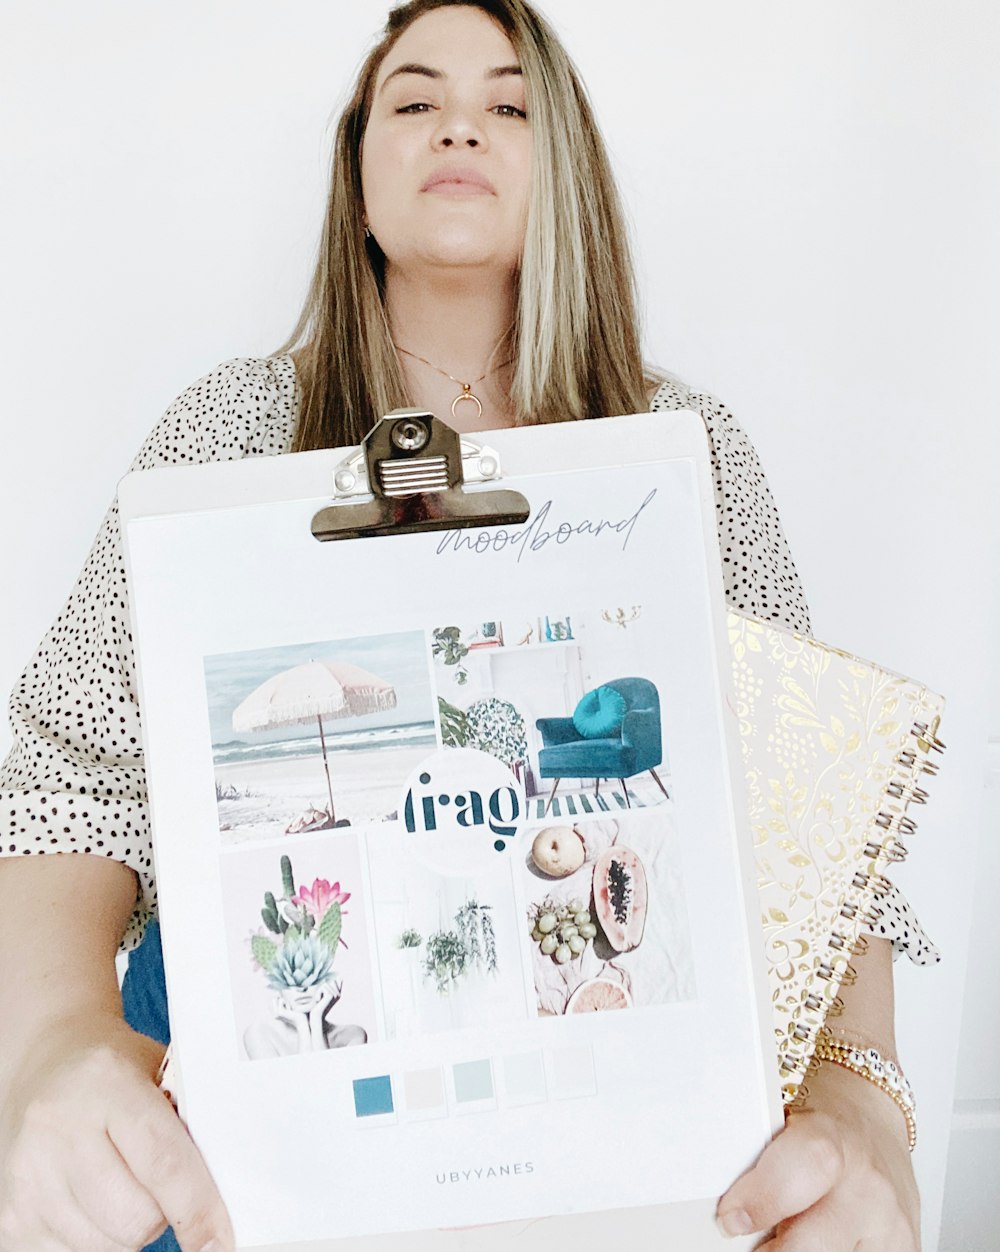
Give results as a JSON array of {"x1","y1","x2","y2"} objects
[{"x1": 215, "y1": 742, "x2": 434, "y2": 845}]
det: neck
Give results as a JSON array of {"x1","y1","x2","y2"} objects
[{"x1": 385, "y1": 266, "x2": 516, "y2": 385}]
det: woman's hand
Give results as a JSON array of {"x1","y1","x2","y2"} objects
[
  {"x1": 0, "y1": 1010, "x2": 234, "y2": 1252},
  {"x1": 716, "y1": 1061, "x2": 921, "y2": 1249}
]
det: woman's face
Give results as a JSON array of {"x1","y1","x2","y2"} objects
[{"x1": 361, "y1": 6, "x2": 531, "y2": 280}]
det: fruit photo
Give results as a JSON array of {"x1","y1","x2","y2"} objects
[{"x1": 520, "y1": 813, "x2": 696, "y2": 1017}]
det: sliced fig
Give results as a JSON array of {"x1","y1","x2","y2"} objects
[{"x1": 592, "y1": 845, "x2": 647, "y2": 951}]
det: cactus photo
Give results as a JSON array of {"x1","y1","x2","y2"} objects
[{"x1": 219, "y1": 836, "x2": 379, "y2": 1059}]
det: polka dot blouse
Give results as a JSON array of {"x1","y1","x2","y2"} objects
[{"x1": 0, "y1": 354, "x2": 938, "y2": 963}]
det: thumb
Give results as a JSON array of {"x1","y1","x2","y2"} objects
[{"x1": 716, "y1": 1110, "x2": 846, "y2": 1238}]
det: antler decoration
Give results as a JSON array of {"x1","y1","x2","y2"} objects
[{"x1": 601, "y1": 607, "x2": 642, "y2": 629}]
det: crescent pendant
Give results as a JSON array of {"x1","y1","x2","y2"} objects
[{"x1": 451, "y1": 389, "x2": 484, "y2": 421}]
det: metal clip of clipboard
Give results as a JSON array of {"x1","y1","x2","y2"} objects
[{"x1": 311, "y1": 408, "x2": 530, "y2": 541}]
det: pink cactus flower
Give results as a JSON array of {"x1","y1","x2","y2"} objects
[{"x1": 293, "y1": 878, "x2": 351, "y2": 920}]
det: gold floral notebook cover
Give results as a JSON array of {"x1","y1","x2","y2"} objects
[{"x1": 729, "y1": 611, "x2": 944, "y2": 1103}]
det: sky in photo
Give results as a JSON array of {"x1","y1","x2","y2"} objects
[{"x1": 203, "y1": 631, "x2": 434, "y2": 749}]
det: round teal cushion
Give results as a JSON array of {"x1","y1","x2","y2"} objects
[{"x1": 572, "y1": 685, "x2": 628, "y2": 739}]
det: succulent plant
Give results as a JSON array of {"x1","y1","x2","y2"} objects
[
  {"x1": 265, "y1": 932, "x2": 336, "y2": 991},
  {"x1": 251, "y1": 933, "x2": 278, "y2": 972},
  {"x1": 317, "y1": 901, "x2": 342, "y2": 953},
  {"x1": 280, "y1": 855, "x2": 296, "y2": 899},
  {"x1": 261, "y1": 890, "x2": 286, "y2": 935}
]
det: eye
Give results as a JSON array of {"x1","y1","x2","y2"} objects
[
  {"x1": 395, "y1": 101, "x2": 435, "y2": 114},
  {"x1": 491, "y1": 104, "x2": 527, "y2": 119}
]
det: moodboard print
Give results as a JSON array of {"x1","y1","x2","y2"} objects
[
  {"x1": 204, "y1": 631, "x2": 436, "y2": 845},
  {"x1": 366, "y1": 828, "x2": 530, "y2": 1039},
  {"x1": 220, "y1": 834, "x2": 379, "y2": 1060},
  {"x1": 431, "y1": 607, "x2": 670, "y2": 809},
  {"x1": 522, "y1": 813, "x2": 696, "y2": 1017}
]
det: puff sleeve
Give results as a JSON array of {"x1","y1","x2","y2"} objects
[
  {"x1": 649, "y1": 376, "x2": 812, "y2": 635},
  {"x1": 0, "y1": 356, "x2": 297, "y2": 950}
]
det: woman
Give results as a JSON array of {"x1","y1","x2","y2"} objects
[{"x1": 0, "y1": 2, "x2": 926, "y2": 1249}]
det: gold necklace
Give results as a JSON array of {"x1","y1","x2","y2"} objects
[{"x1": 394, "y1": 343, "x2": 510, "y2": 422}]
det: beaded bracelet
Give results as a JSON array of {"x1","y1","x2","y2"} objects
[{"x1": 812, "y1": 1031, "x2": 917, "y2": 1150}]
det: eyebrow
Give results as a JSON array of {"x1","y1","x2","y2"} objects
[{"x1": 379, "y1": 62, "x2": 522, "y2": 92}]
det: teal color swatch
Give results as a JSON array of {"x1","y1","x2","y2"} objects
[{"x1": 353, "y1": 1075, "x2": 394, "y2": 1117}]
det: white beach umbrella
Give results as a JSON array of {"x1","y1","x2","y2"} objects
[{"x1": 232, "y1": 660, "x2": 397, "y2": 823}]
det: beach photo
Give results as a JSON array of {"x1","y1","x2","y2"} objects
[
  {"x1": 203, "y1": 631, "x2": 437, "y2": 845},
  {"x1": 220, "y1": 835, "x2": 379, "y2": 1061},
  {"x1": 520, "y1": 811, "x2": 696, "y2": 1017},
  {"x1": 432, "y1": 606, "x2": 672, "y2": 818}
]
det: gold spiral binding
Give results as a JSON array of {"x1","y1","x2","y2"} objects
[
  {"x1": 805, "y1": 990, "x2": 845, "y2": 1017},
  {"x1": 875, "y1": 810, "x2": 919, "y2": 837},
  {"x1": 865, "y1": 838, "x2": 908, "y2": 864},
  {"x1": 896, "y1": 748, "x2": 940, "y2": 776},
  {"x1": 868, "y1": 872, "x2": 893, "y2": 898},
  {"x1": 828, "y1": 932, "x2": 870, "y2": 958},
  {"x1": 816, "y1": 957, "x2": 850, "y2": 981},
  {"x1": 886, "y1": 780, "x2": 930, "y2": 805},
  {"x1": 840, "y1": 901, "x2": 884, "y2": 926},
  {"x1": 912, "y1": 720, "x2": 946, "y2": 753},
  {"x1": 777, "y1": 703, "x2": 943, "y2": 1110}
]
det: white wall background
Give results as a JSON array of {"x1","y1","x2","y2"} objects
[{"x1": 2, "y1": 2, "x2": 997, "y2": 1247}]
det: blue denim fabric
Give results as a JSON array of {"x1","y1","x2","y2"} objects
[{"x1": 121, "y1": 922, "x2": 181, "y2": 1252}]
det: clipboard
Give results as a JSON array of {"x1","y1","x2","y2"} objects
[{"x1": 119, "y1": 409, "x2": 782, "y2": 1251}]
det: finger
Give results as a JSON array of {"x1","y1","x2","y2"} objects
[
  {"x1": 764, "y1": 1180, "x2": 918, "y2": 1252},
  {"x1": 9, "y1": 1229, "x2": 73, "y2": 1252},
  {"x1": 859, "y1": 1217, "x2": 918, "y2": 1252},
  {"x1": 4, "y1": 1191, "x2": 132, "y2": 1252},
  {"x1": 0, "y1": 1144, "x2": 133, "y2": 1252},
  {"x1": 758, "y1": 1192, "x2": 859, "y2": 1252},
  {"x1": 68, "y1": 1133, "x2": 166, "y2": 1250},
  {"x1": 106, "y1": 1085, "x2": 234, "y2": 1252},
  {"x1": 39, "y1": 1198, "x2": 136, "y2": 1252},
  {"x1": 717, "y1": 1111, "x2": 846, "y2": 1238}
]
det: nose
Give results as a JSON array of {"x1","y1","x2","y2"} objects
[{"x1": 432, "y1": 102, "x2": 486, "y2": 150}]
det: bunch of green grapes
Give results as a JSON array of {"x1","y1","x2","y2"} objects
[{"x1": 528, "y1": 896, "x2": 598, "y2": 964}]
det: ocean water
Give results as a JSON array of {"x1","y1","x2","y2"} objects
[{"x1": 212, "y1": 721, "x2": 437, "y2": 767}]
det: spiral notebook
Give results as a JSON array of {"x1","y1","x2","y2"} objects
[{"x1": 729, "y1": 610, "x2": 945, "y2": 1102}]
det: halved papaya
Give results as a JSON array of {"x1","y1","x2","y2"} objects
[{"x1": 592, "y1": 845, "x2": 647, "y2": 951}]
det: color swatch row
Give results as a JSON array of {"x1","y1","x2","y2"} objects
[{"x1": 352, "y1": 1044, "x2": 597, "y2": 1123}]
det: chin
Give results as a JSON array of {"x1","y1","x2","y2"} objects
[
  {"x1": 425, "y1": 244, "x2": 520, "y2": 276},
  {"x1": 383, "y1": 227, "x2": 520, "y2": 276},
  {"x1": 434, "y1": 244, "x2": 514, "y2": 269}
]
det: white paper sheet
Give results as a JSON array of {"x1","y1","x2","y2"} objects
[{"x1": 121, "y1": 411, "x2": 780, "y2": 1250}]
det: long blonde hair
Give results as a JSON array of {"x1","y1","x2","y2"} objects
[{"x1": 281, "y1": 0, "x2": 649, "y2": 452}]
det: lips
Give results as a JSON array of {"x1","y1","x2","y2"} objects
[{"x1": 420, "y1": 166, "x2": 495, "y2": 195}]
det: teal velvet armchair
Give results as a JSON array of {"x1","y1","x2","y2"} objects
[{"x1": 535, "y1": 676, "x2": 669, "y2": 815}]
